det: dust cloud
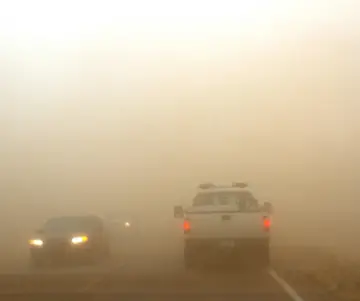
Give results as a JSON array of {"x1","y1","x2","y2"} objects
[{"x1": 1, "y1": 2, "x2": 360, "y2": 272}]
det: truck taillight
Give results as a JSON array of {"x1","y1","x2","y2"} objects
[
  {"x1": 183, "y1": 220, "x2": 191, "y2": 233},
  {"x1": 263, "y1": 216, "x2": 271, "y2": 231}
]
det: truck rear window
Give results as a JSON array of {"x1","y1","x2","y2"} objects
[{"x1": 192, "y1": 191, "x2": 259, "y2": 210}]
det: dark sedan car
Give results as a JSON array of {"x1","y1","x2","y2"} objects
[{"x1": 28, "y1": 215, "x2": 111, "y2": 267}]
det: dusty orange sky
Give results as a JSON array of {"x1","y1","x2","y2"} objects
[{"x1": 1, "y1": 1, "x2": 360, "y2": 255}]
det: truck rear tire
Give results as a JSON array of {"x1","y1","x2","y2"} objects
[{"x1": 184, "y1": 245, "x2": 197, "y2": 269}]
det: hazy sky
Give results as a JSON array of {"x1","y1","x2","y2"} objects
[{"x1": 1, "y1": 1, "x2": 360, "y2": 224}]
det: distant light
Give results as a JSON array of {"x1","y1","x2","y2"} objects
[{"x1": 232, "y1": 182, "x2": 248, "y2": 188}]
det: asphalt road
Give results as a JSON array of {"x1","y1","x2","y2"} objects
[{"x1": 0, "y1": 232, "x2": 332, "y2": 301}]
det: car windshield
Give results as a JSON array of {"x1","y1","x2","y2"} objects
[
  {"x1": 192, "y1": 191, "x2": 259, "y2": 211},
  {"x1": 43, "y1": 216, "x2": 100, "y2": 233}
]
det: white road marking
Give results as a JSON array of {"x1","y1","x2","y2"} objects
[{"x1": 268, "y1": 268, "x2": 305, "y2": 301}]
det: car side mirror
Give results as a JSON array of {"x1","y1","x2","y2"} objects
[
  {"x1": 173, "y1": 206, "x2": 184, "y2": 218},
  {"x1": 263, "y1": 202, "x2": 273, "y2": 214}
]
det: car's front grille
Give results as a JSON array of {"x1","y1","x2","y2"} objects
[{"x1": 44, "y1": 238, "x2": 69, "y2": 251}]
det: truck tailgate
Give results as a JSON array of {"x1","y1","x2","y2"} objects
[{"x1": 185, "y1": 206, "x2": 267, "y2": 239}]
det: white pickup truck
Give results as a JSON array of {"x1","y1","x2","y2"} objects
[{"x1": 174, "y1": 182, "x2": 273, "y2": 268}]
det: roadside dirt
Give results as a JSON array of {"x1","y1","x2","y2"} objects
[{"x1": 272, "y1": 246, "x2": 360, "y2": 301}]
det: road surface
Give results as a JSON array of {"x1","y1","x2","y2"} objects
[{"x1": 0, "y1": 233, "x2": 336, "y2": 301}]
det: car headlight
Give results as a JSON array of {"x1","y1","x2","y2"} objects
[
  {"x1": 124, "y1": 222, "x2": 131, "y2": 228},
  {"x1": 29, "y1": 239, "x2": 44, "y2": 247},
  {"x1": 71, "y1": 236, "x2": 89, "y2": 245}
]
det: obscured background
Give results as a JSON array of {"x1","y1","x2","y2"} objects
[{"x1": 1, "y1": 0, "x2": 360, "y2": 267}]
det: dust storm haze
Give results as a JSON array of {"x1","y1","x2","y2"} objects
[{"x1": 1, "y1": 1, "x2": 360, "y2": 266}]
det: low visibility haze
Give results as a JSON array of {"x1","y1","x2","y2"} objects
[{"x1": 1, "y1": 1, "x2": 360, "y2": 261}]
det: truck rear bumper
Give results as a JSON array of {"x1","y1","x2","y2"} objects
[{"x1": 184, "y1": 237, "x2": 269, "y2": 251}]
